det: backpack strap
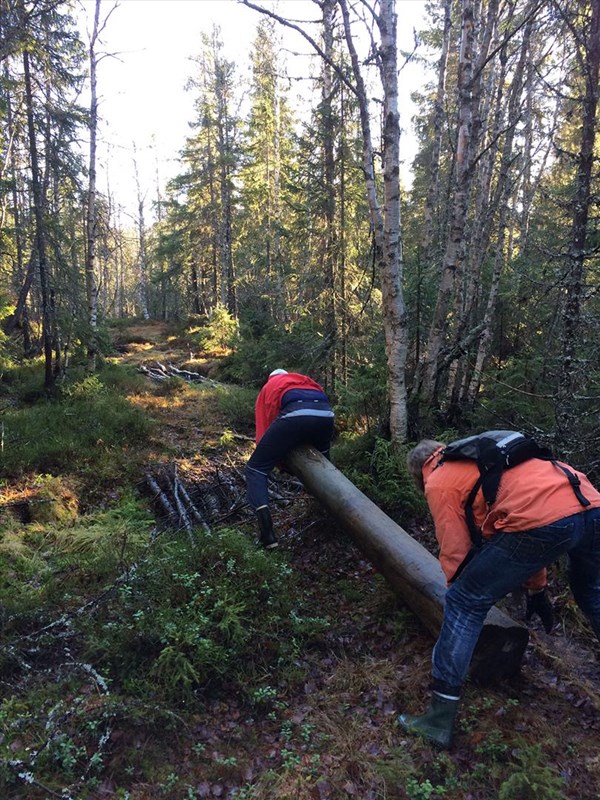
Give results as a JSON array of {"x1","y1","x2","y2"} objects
[
  {"x1": 464, "y1": 476, "x2": 484, "y2": 547},
  {"x1": 551, "y1": 461, "x2": 591, "y2": 507},
  {"x1": 451, "y1": 450, "x2": 591, "y2": 585},
  {"x1": 448, "y1": 546, "x2": 478, "y2": 583}
]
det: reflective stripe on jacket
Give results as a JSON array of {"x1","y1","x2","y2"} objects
[{"x1": 254, "y1": 372, "x2": 330, "y2": 443}]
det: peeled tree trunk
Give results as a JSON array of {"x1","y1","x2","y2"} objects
[{"x1": 286, "y1": 446, "x2": 529, "y2": 685}]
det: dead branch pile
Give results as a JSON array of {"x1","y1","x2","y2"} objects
[
  {"x1": 143, "y1": 465, "x2": 307, "y2": 540},
  {"x1": 139, "y1": 360, "x2": 219, "y2": 386}
]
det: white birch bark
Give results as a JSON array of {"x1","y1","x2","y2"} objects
[
  {"x1": 414, "y1": 0, "x2": 476, "y2": 404},
  {"x1": 339, "y1": 0, "x2": 408, "y2": 441}
]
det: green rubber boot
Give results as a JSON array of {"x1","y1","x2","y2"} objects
[{"x1": 398, "y1": 691, "x2": 459, "y2": 748}]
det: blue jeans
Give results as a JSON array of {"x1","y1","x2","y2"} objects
[
  {"x1": 245, "y1": 414, "x2": 334, "y2": 510},
  {"x1": 432, "y1": 507, "x2": 600, "y2": 693}
]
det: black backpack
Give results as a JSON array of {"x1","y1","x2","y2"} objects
[{"x1": 439, "y1": 430, "x2": 591, "y2": 552}]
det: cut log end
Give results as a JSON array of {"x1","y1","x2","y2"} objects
[{"x1": 471, "y1": 623, "x2": 529, "y2": 685}]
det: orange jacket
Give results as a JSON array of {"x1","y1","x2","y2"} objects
[
  {"x1": 254, "y1": 372, "x2": 328, "y2": 443},
  {"x1": 422, "y1": 448, "x2": 600, "y2": 588}
]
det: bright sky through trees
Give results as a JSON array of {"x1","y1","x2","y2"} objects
[{"x1": 77, "y1": 0, "x2": 428, "y2": 222}]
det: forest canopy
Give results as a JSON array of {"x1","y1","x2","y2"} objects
[{"x1": 0, "y1": 0, "x2": 598, "y2": 471}]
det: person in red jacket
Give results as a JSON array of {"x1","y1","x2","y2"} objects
[
  {"x1": 246, "y1": 369, "x2": 334, "y2": 549},
  {"x1": 398, "y1": 437, "x2": 600, "y2": 748}
]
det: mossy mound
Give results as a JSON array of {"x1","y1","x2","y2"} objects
[{"x1": 25, "y1": 477, "x2": 79, "y2": 525}]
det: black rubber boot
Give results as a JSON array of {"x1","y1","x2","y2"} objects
[
  {"x1": 256, "y1": 506, "x2": 278, "y2": 549},
  {"x1": 397, "y1": 691, "x2": 459, "y2": 748}
]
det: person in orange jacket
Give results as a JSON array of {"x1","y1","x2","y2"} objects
[
  {"x1": 245, "y1": 369, "x2": 334, "y2": 549},
  {"x1": 398, "y1": 437, "x2": 600, "y2": 748}
]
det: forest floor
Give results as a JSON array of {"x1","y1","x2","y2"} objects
[{"x1": 3, "y1": 319, "x2": 600, "y2": 800}]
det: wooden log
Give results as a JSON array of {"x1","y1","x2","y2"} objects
[
  {"x1": 177, "y1": 481, "x2": 212, "y2": 535},
  {"x1": 145, "y1": 474, "x2": 177, "y2": 521},
  {"x1": 286, "y1": 445, "x2": 529, "y2": 685}
]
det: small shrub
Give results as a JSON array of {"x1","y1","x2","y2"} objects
[
  {"x1": 81, "y1": 528, "x2": 331, "y2": 706},
  {"x1": 333, "y1": 433, "x2": 428, "y2": 527},
  {"x1": 190, "y1": 304, "x2": 238, "y2": 355},
  {"x1": 334, "y1": 358, "x2": 388, "y2": 433},
  {"x1": 95, "y1": 361, "x2": 151, "y2": 395},
  {"x1": 219, "y1": 313, "x2": 330, "y2": 387},
  {"x1": 406, "y1": 777, "x2": 447, "y2": 799},
  {"x1": 498, "y1": 744, "x2": 567, "y2": 800},
  {"x1": 214, "y1": 385, "x2": 257, "y2": 431}
]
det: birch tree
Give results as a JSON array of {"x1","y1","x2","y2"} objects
[{"x1": 240, "y1": 0, "x2": 409, "y2": 441}]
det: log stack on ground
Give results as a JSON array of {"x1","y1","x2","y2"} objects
[
  {"x1": 286, "y1": 445, "x2": 529, "y2": 685},
  {"x1": 139, "y1": 361, "x2": 219, "y2": 386}
]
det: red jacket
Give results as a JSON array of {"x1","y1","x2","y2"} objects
[
  {"x1": 422, "y1": 448, "x2": 600, "y2": 589},
  {"x1": 254, "y1": 372, "x2": 327, "y2": 442}
]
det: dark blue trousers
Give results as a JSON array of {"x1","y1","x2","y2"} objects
[
  {"x1": 245, "y1": 414, "x2": 334, "y2": 510},
  {"x1": 432, "y1": 508, "x2": 600, "y2": 692}
]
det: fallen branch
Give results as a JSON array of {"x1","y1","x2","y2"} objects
[
  {"x1": 177, "y1": 481, "x2": 211, "y2": 534},
  {"x1": 138, "y1": 360, "x2": 220, "y2": 387},
  {"x1": 168, "y1": 363, "x2": 218, "y2": 386},
  {"x1": 172, "y1": 468, "x2": 196, "y2": 546},
  {"x1": 139, "y1": 365, "x2": 168, "y2": 382},
  {"x1": 145, "y1": 474, "x2": 178, "y2": 523}
]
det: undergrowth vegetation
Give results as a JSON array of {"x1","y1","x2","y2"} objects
[
  {"x1": 1, "y1": 327, "x2": 598, "y2": 799},
  {"x1": 81, "y1": 529, "x2": 331, "y2": 705},
  {"x1": 0, "y1": 365, "x2": 151, "y2": 500},
  {"x1": 333, "y1": 432, "x2": 428, "y2": 527},
  {"x1": 0, "y1": 521, "x2": 332, "y2": 798}
]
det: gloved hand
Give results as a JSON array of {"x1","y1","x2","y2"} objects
[{"x1": 526, "y1": 588, "x2": 554, "y2": 633}]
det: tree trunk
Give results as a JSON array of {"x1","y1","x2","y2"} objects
[
  {"x1": 339, "y1": 0, "x2": 408, "y2": 442},
  {"x1": 23, "y1": 47, "x2": 54, "y2": 389},
  {"x1": 133, "y1": 147, "x2": 150, "y2": 320},
  {"x1": 286, "y1": 446, "x2": 529, "y2": 685},
  {"x1": 322, "y1": 0, "x2": 337, "y2": 392},
  {"x1": 465, "y1": 16, "x2": 534, "y2": 407},
  {"x1": 557, "y1": 0, "x2": 600, "y2": 438},
  {"x1": 423, "y1": 0, "x2": 452, "y2": 261},
  {"x1": 413, "y1": 0, "x2": 477, "y2": 406},
  {"x1": 216, "y1": 68, "x2": 236, "y2": 317},
  {"x1": 3, "y1": 65, "x2": 31, "y2": 339},
  {"x1": 4, "y1": 253, "x2": 35, "y2": 337},
  {"x1": 85, "y1": 0, "x2": 101, "y2": 369},
  {"x1": 414, "y1": 0, "x2": 453, "y2": 374}
]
